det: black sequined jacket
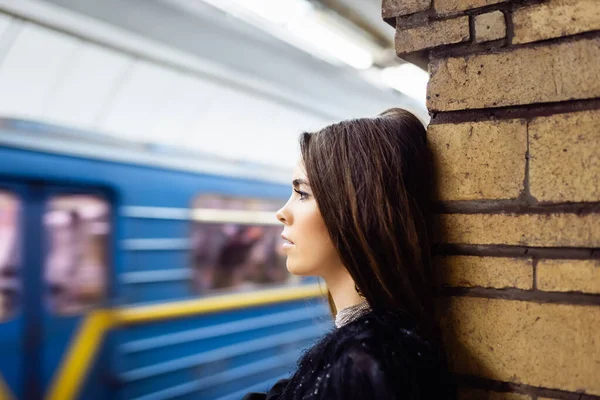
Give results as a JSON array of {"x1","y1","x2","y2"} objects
[{"x1": 242, "y1": 309, "x2": 456, "y2": 399}]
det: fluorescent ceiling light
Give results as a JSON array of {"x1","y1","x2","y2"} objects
[
  {"x1": 380, "y1": 64, "x2": 429, "y2": 103},
  {"x1": 287, "y1": 14, "x2": 373, "y2": 70},
  {"x1": 233, "y1": 0, "x2": 313, "y2": 25},
  {"x1": 195, "y1": 0, "x2": 374, "y2": 70}
]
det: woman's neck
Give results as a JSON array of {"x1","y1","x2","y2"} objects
[{"x1": 323, "y1": 268, "x2": 365, "y2": 312}]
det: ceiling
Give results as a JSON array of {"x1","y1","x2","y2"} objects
[{"x1": 0, "y1": 0, "x2": 427, "y2": 171}]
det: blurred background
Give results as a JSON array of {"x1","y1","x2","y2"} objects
[
  {"x1": 0, "y1": 0, "x2": 429, "y2": 399},
  {"x1": 0, "y1": 0, "x2": 428, "y2": 171}
]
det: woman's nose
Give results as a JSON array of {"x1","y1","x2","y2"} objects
[
  {"x1": 276, "y1": 207, "x2": 286, "y2": 224},
  {"x1": 276, "y1": 201, "x2": 291, "y2": 225}
]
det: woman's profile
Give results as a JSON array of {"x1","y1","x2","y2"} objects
[{"x1": 243, "y1": 108, "x2": 456, "y2": 399}]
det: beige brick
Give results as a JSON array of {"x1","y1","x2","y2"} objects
[
  {"x1": 435, "y1": 0, "x2": 506, "y2": 16},
  {"x1": 437, "y1": 255, "x2": 533, "y2": 289},
  {"x1": 475, "y1": 10, "x2": 506, "y2": 42},
  {"x1": 436, "y1": 213, "x2": 600, "y2": 247},
  {"x1": 537, "y1": 259, "x2": 600, "y2": 294},
  {"x1": 529, "y1": 110, "x2": 600, "y2": 202},
  {"x1": 428, "y1": 38, "x2": 600, "y2": 111},
  {"x1": 395, "y1": 16, "x2": 469, "y2": 54},
  {"x1": 459, "y1": 388, "x2": 531, "y2": 400},
  {"x1": 439, "y1": 297, "x2": 600, "y2": 394},
  {"x1": 382, "y1": 0, "x2": 431, "y2": 18},
  {"x1": 513, "y1": 0, "x2": 600, "y2": 44},
  {"x1": 428, "y1": 120, "x2": 526, "y2": 200}
]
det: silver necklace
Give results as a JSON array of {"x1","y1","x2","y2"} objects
[{"x1": 335, "y1": 301, "x2": 372, "y2": 328}]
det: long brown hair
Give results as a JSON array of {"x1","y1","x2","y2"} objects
[{"x1": 300, "y1": 108, "x2": 436, "y2": 328}]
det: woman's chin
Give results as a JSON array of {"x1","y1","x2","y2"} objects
[{"x1": 286, "y1": 259, "x2": 310, "y2": 276}]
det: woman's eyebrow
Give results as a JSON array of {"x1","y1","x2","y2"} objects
[{"x1": 292, "y1": 178, "x2": 310, "y2": 187}]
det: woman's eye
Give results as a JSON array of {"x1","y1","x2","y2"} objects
[{"x1": 294, "y1": 189, "x2": 309, "y2": 200}]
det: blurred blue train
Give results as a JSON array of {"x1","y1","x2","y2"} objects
[{"x1": 0, "y1": 118, "x2": 331, "y2": 400}]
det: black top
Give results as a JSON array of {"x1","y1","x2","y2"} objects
[{"x1": 242, "y1": 309, "x2": 456, "y2": 399}]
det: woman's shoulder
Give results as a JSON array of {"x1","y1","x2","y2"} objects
[
  {"x1": 337, "y1": 309, "x2": 432, "y2": 349},
  {"x1": 345, "y1": 310, "x2": 455, "y2": 397},
  {"x1": 247, "y1": 310, "x2": 456, "y2": 399},
  {"x1": 290, "y1": 309, "x2": 455, "y2": 399},
  {"x1": 361, "y1": 311, "x2": 439, "y2": 350},
  {"x1": 303, "y1": 309, "x2": 445, "y2": 376}
]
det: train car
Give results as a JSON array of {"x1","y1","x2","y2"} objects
[{"x1": 0, "y1": 118, "x2": 332, "y2": 400}]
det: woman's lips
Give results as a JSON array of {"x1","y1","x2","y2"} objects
[{"x1": 281, "y1": 234, "x2": 294, "y2": 250}]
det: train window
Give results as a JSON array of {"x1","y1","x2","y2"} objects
[
  {"x1": 191, "y1": 195, "x2": 299, "y2": 294},
  {"x1": 0, "y1": 191, "x2": 20, "y2": 322},
  {"x1": 44, "y1": 195, "x2": 110, "y2": 315}
]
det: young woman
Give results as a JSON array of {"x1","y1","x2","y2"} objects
[{"x1": 243, "y1": 109, "x2": 456, "y2": 399}]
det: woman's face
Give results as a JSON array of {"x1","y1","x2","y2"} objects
[{"x1": 276, "y1": 161, "x2": 342, "y2": 277}]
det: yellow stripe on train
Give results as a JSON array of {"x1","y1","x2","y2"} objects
[
  {"x1": 47, "y1": 283, "x2": 325, "y2": 399},
  {"x1": 0, "y1": 374, "x2": 14, "y2": 400},
  {"x1": 115, "y1": 283, "x2": 325, "y2": 325},
  {"x1": 46, "y1": 310, "x2": 114, "y2": 400}
]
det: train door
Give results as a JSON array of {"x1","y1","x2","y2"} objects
[
  {"x1": 0, "y1": 182, "x2": 113, "y2": 400},
  {"x1": 41, "y1": 187, "x2": 114, "y2": 400},
  {"x1": 0, "y1": 183, "x2": 26, "y2": 400}
]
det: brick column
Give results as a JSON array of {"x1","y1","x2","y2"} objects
[{"x1": 382, "y1": 1, "x2": 600, "y2": 399}]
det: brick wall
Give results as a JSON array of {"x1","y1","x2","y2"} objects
[{"x1": 382, "y1": 0, "x2": 599, "y2": 399}]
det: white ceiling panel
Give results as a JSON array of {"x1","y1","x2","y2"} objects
[
  {"x1": 0, "y1": 17, "x2": 24, "y2": 75},
  {"x1": 42, "y1": 43, "x2": 133, "y2": 128},
  {"x1": 0, "y1": 23, "x2": 80, "y2": 119},
  {"x1": 238, "y1": 98, "x2": 329, "y2": 167},
  {"x1": 147, "y1": 72, "x2": 214, "y2": 144},
  {"x1": 184, "y1": 87, "x2": 271, "y2": 157},
  {"x1": 0, "y1": 13, "x2": 12, "y2": 39},
  {"x1": 96, "y1": 61, "x2": 179, "y2": 140},
  {"x1": 184, "y1": 84, "x2": 328, "y2": 167}
]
